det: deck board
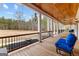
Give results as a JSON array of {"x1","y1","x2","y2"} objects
[{"x1": 8, "y1": 37, "x2": 60, "y2": 56}]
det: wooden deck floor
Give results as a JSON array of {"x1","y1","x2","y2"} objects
[{"x1": 8, "y1": 33, "x2": 79, "y2": 56}]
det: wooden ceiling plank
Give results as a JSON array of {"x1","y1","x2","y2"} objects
[{"x1": 23, "y1": 3, "x2": 79, "y2": 25}]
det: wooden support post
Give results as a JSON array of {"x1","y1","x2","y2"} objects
[
  {"x1": 76, "y1": 23, "x2": 78, "y2": 38},
  {"x1": 75, "y1": 20, "x2": 79, "y2": 40},
  {"x1": 77, "y1": 21, "x2": 79, "y2": 40},
  {"x1": 53, "y1": 21, "x2": 56, "y2": 35},
  {"x1": 38, "y1": 13, "x2": 42, "y2": 42},
  {"x1": 47, "y1": 18, "x2": 51, "y2": 36},
  {"x1": 61, "y1": 24, "x2": 63, "y2": 32},
  {"x1": 58, "y1": 23, "x2": 60, "y2": 34},
  {"x1": 56, "y1": 21, "x2": 58, "y2": 35},
  {"x1": 51, "y1": 19, "x2": 54, "y2": 36},
  {"x1": 60, "y1": 23, "x2": 62, "y2": 33},
  {"x1": 50, "y1": 19, "x2": 53, "y2": 36}
]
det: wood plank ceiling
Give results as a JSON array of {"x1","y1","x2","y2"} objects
[{"x1": 24, "y1": 3, "x2": 79, "y2": 25}]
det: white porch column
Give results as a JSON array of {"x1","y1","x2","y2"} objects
[
  {"x1": 57, "y1": 23, "x2": 59, "y2": 34},
  {"x1": 61, "y1": 24, "x2": 64, "y2": 32},
  {"x1": 56, "y1": 21, "x2": 59, "y2": 35},
  {"x1": 77, "y1": 22, "x2": 79, "y2": 40},
  {"x1": 55, "y1": 22, "x2": 56, "y2": 34},
  {"x1": 57, "y1": 22, "x2": 59, "y2": 34},
  {"x1": 59, "y1": 23, "x2": 61, "y2": 33},
  {"x1": 53, "y1": 21, "x2": 56, "y2": 35},
  {"x1": 52, "y1": 19, "x2": 54, "y2": 35},
  {"x1": 38, "y1": 13, "x2": 42, "y2": 42},
  {"x1": 61, "y1": 24, "x2": 63, "y2": 33},
  {"x1": 62, "y1": 24, "x2": 65, "y2": 32},
  {"x1": 74, "y1": 24, "x2": 78, "y2": 37},
  {"x1": 60, "y1": 23, "x2": 63, "y2": 33},
  {"x1": 47, "y1": 18, "x2": 51, "y2": 36},
  {"x1": 50, "y1": 19, "x2": 53, "y2": 36},
  {"x1": 75, "y1": 6, "x2": 79, "y2": 40},
  {"x1": 76, "y1": 21, "x2": 79, "y2": 40}
]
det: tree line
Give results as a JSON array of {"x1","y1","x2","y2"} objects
[{"x1": 0, "y1": 14, "x2": 47, "y2": 31}]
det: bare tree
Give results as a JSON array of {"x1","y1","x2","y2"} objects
[{"x1": 15, "y1": 11, "x2": 24, "y2": 30}]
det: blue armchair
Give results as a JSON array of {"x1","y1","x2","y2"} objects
[{"x1": 55, "y1": 33, "x2": 77, "y2": 55}]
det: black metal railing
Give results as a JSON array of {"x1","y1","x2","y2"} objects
[{"x1": 0, "y1": 31, "x2": 53, "y2": 52}]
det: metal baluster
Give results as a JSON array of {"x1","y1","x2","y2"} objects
[
  {"x1": 6, "y1": 38, "x2": 9, "y2": 52},
  {"x1": 16, "y1": 37, "x2": 19, "y2": 48},
  {"x1": 16, "y1": 37, "x2": 20, "y2": 49},
  {"x1": 10, "y1": 37, "x2": 13, "y2": 51},
  {"x1": 14, "y1": 37, "x2": 16, "y2": 50},
  {"x1": 8, "y1": 38, "x2": 10, "y2": 52},
  {"x1": 19, "y1": 37, "x2": 21, "y2": 48},
  {"x1": 20, "y1": 36, "x2": 22, "y2": 48},
  {"x1": 10, "y1": 37, "x2": 13, "y2": 52},
  {"x1": 2, "y1": 38, "x2": 3, "y2": 48},
  {"x1": 13, "y1": 37, "x2": 14, "y2": 49},
  {"x1": 6, "y1": 38, "x2": 8, "y2": 51},
  {"x1": 5, "y1": 38, "x2": 7, "y2": 47}
]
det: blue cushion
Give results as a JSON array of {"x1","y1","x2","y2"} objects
[
  {"x1": 55, "y1": 33, "x2": 76, "y2": 53},
  {"x1": 55, "y1": 38, "x2": 66, "y2": 46},
  {"x1": 56, "y1": 43, "x2": 72, "y2": 53},
  {"x1": 55, "y1": 39, "x2": 72, "y2": 53},
  {"x1": 66, "y1": 33, "x2": 76, "y2": 47}
]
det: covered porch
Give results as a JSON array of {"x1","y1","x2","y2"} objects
[{"x1": 0, "y1": 3, "x2": 79, "y2": 56}]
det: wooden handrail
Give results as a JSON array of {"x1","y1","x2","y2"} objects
[
  {"x1": 0, "y1": 31, "x2": 53, "y2": 52},
  {"x1": 0, "y1": 31, "x2": 53, "y2": 39}
]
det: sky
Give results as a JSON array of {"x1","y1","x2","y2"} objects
[{"x1": 0, "y1": 3, "x2": 36, "y2": 21}]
